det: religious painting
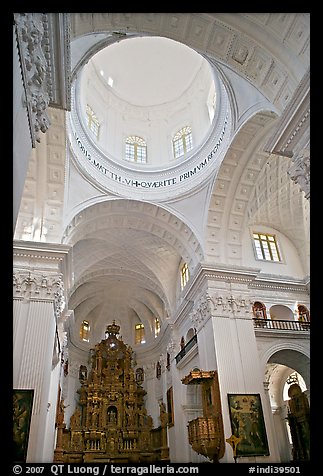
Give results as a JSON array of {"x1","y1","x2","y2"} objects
[
  {"x1": 166, "y1": 386, "x2": 174, "y2": 427},
  {"x1": 227, "y1": 393, "x2": 269, "y2": 457},
  {"x1": 13, "y1": 389, "x2": 34, "y2": 462}
]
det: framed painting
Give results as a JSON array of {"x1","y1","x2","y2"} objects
[
  {"x1": 166, "y1": 386, "x2": 174, "y2": 427},
  {"x1": 13, "y1": 389, "x2": 34, "y2": 462},
  {"x1": 227, "y1": 393, "x2": 269, "y2": 457}
]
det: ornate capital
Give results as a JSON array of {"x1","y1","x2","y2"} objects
[
  {"x1": 288, "y1": 149, "x2": 310, "y2": 199},
  {"x1": 13, "y1": 270, "x2": 64, "y2": 301},
  {"x1": 207, "y1": 292, "x2": 252, "y2": 319}
]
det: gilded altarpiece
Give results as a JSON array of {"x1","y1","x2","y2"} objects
[{"x1": 54, "y1": 322, "x2": 168, "y2": 463}]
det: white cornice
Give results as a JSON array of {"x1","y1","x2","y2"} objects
[
  {"x1": 179, "y1": 263, "x2": 309, "y2": 306},
  {"x1": 13, "y1": 240, "x2": 71, "y2": 258},
  {"x1": 47, "y1": 13, "x2": 71, "y2": 111},
  {"x1": 264, "y1": 68, "x2": 310, "y2": 157}
]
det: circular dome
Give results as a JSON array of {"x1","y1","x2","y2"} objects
[
  {"x1": 92, "y1": 36, "x2": 206, "y2": 107},
  {"x1": 77, "y1": 36, "x2": 217, "y2": 167},
  {"x1": 68, "y1": 34, "x2": 231, "y2": 199}
]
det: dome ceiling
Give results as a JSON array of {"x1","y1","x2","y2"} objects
[
  {"x1": 91, "y1": 36, "x2": 205, "y2": 107},
  {"x1": 72, "y1": 34, "x2": 222, "y2": 187}
]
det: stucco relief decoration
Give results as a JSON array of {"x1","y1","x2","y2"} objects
[
  {"x1": 189, "y1": 292, "x2": 212, "y2": 329},
  {"x1": 288, "y1": 149, "x2": 310, "y2": 199},
  {"x1": 207, "y1": 293, "x2": 252, "y2": 318},
  {"x1": 143, "y1": 362, "x2": 156, "y2": 380},
  {"x1": 13, "y1": 270, "x2": 64, "y2": 301},
  {"x1": 159, "y1": 353, "x2": 167, "y2": 369},
  {"x1": 15, "y1": 13, "x2": 51, "y2": 146},
  {"x1": 54, "y1": 278, "x2": 66, "y2": 322},
  {"x1": 166, "y1": 339, "x2": 176, "y2": 357},
  {"x1": 67, "y1": 360, "x2": 82, "y2": 379}
]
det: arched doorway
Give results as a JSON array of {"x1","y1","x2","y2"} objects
[{"x1": 264, "y1": 349, "x2": 310, "y2": 462}]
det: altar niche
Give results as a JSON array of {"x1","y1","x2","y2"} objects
[{"x1": 54, "y1": 321, "x2": 169, "y2": 463}]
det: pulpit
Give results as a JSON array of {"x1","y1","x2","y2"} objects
[{"x1": 182, "y1": 370, "x2": 225, "y2": 463}]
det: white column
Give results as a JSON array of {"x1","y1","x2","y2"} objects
[
  {"x1": 14, "y1": 299, "x2": 57, "y2": 462},
  {"x1": 13, "y1": 241, "x2": 70, "y2": 462},
  {"x1": 190, "y1": 286, "x2": 280, "y2": 463}
]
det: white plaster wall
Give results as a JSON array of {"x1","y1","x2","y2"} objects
[
  {"x1": 42, "y1": 362, "x2": 61, "y2": 462},
  {"x1": 242, "y1": 225, "x2": 306, "y2": 278},
  {"x1": 63, "y1": 155, "x2": 114, "y2": 230}
]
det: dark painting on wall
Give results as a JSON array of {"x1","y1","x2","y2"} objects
[
  {"x1": 166, "y1": 386, "x2": 174, "y2": 427},
  {"x1": 228, "y1": 393, "x2": 269, "y2": 457},
  {"x1": 13, "y1": 389, "x2": 34, "y2": 462}
]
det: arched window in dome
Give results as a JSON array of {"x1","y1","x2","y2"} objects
[
  {"x1": 125, "y1": 136, "x2": 147, "y2": 163},
  {"x1": 86, "y1": 105, "x2": 100, "y2": 139},
  {"x1": 207, "y1": 87, "x2": 216, "y2": 124},
  {"x1": 173, "y1": 126, "x2": 193, "y2": 159},
  {"x1": 80, "y1": 320, "x2": 90, "y2": 342}
]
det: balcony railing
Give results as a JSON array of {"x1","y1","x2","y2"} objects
[
  {"x1": 175, "y1": 334, "x2": 197, "y2": 364},
  {"x1": 253, "y1": 318, "x2": 310, "y2": 331}
]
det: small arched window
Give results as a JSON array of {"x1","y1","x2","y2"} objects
[
  {"x1": 155, "y1": 318, "x2": 161, "y2": 337},
  {"x1": 186, "y1": 327, "x2": 195, "y2": 341},
  {"x1": 297, "y1": 305, "x2": 310, "y2": 322},
  {"x1": 173, "y1": 126, "x2": 193, "y2": 159},
  {"x1": 125, "y1": 136, "x2": 147, "y2": 163},
  {"x1": 180, "y1": 262, "x2": 190, "y2": 290},
  {"x1": 135, "y1": 322, "x2": 146, "y2": 344},
  {"x1": 80, "y1": 320, "x2": 90, "y2": 342},
  {"x1": 252, "y1": 301, "x2": 267, "y2": 320}
]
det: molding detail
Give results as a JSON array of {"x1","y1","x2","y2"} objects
[
  {"x1": 166, "y1": 339, "x2": 176, "y2": 357},
  {"x1": 14, "y1": 13, "x2": 71, "y2": 147},
  {"x1": 14, "y1": 13, "x2": 51, "y2": 146},
  {"x1": 189, "y1": 292, "x2": 212, "y2": 329},
  {"x1": 13, "y1": 270, "x2": 64, "y2": 301},
  {"x1": 208, "y1": 292, "x2": 252, "y2": 319},
  {"x1": 287, "y1": 149, "x2": 310, "y2": 199},
  {"x1": 264, "y1": 69, "x2": 310, "y2": 158},
  {"x1": 54, "y1": 278, "x2": 66, "y2": 320},
  {"x1": 143, "y1": 362, "x2": 156, "y2": 379}
]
